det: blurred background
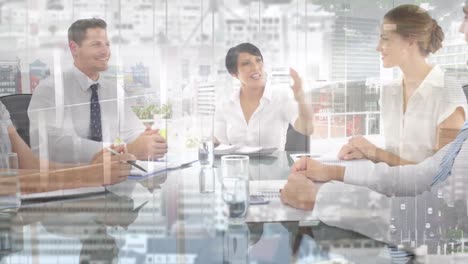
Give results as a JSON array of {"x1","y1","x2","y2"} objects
[{"x1": 0, "y1": 0, "x2": 466, "y2": 143}]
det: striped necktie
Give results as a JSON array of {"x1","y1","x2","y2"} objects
[
  {"x1": 89, "y1": 83, "x2": 102, "y2": 142},
  {"x1": 432, "y1": 121, "x2": 468, "y2": 186}
]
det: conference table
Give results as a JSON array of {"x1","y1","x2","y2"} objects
[{"x1": 0, "y1": 151, "x2": 465, "y2": 263}]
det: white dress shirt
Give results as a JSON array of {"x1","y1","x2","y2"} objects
[
  {"x1": 214, "y1": 82, "x2": 299, "y2": 150},
  {"x1": 380, "y1": 65, "x2": 467, "y2": 163},
  {"x1": 28, "y1": 66, "x2": 145, "y2": 164},
  {"x1": 310, "y1": 144, "x2": 468, "y2": 244},
  {"x1": 0, "y1": 101, "x2": 12, "y2": 167},
  {"x1": 342, "y1": 140, "x2": 468, "y2": 198}
]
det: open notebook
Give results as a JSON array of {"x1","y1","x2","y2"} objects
[{"x1": 246, "y1": 180, "x2": 318, "y2": 222}]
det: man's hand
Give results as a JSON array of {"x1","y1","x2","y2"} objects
[
  {"x1": 91, "y1": 146, "x2": 134, "y2": 186},
  {"x1": 280, "y1": 173, "x2": 320, "y2": 210},
  {"x1": 291, "y1": 156, "x2": 345, "y2": 182},
  {"x1": 127, "y1": 129, "x2": 168, "y2": 160}
]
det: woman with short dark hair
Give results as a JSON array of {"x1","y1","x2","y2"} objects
[{"x1": 214, "y1": 43, "x2": 315, "y2": 151}]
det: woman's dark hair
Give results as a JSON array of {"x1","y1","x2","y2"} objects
[{"x1": 225, "y1": 43, "x2": 263, "y2": 75}]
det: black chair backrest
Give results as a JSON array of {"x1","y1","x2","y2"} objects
[
  {"x1": 285, "y1": 124, "x2": 310, "y2": 152},
  {"x1": 0, "y1": 94, "x2": 32, "y2": 147},
  {"x1": 463, "y1": 84, "x2": 468, "y2": 102}
]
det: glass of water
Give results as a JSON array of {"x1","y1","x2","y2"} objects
[
  {"x1": 221, "y1": 155, "x2": 249, "y2": 221},
  {"x1": 196, "y1": 115, "x2": 214, "y2": 168},
  {"x1": 0, "y1": 153, "x2": 21, "y2": 213}
]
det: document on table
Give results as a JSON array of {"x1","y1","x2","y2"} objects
[
  {"x1": 128, "y1": 159, "x2": 198, "y2": 180},
  {"x1": 289, "y1": 152, "x2": 368, "y2": 166},
  {"x1": 129, "y1": 161, "x2": 178, "y2": 178},
  {"x1": 246, "y1": 180, "x2": 319, "y2": 222},
  {"x1": 214, "y1": 144, "x2": 277, "y2": 156}
]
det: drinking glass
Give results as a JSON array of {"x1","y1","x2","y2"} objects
[
  {"x1": 221, "y1": 155, "x2": 249, "y2": 220},
  {"x1": 196, "y1": 115, "x2": 214, "y2": 168},
  {"x1": 199, "y1": 167, "x2": 215, "y2": 193}
]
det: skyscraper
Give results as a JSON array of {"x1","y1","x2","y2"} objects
[{"x1": 330, "y1": 16, "x2": 379, "y2": 82}]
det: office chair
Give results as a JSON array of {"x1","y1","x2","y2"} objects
[
  {"x1": 0, "y1": 94, "x2": 32, "y2": 147},
  {"x1": 285, "y1": 124, "x2": 310, "y2": 152},
  {"x1": 463, "y1": 84, "x2": 468, "y2": 101}
]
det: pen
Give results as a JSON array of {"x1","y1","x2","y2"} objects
[{"x1": 106, "y1": 148, "x2": 147, "y2": 173}]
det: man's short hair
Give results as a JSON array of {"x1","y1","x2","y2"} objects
[
  {"x1": 68, "y1": 18, "x2": 107, "y2": 45},
  {"x1": 225, "y1": 43, "x2": 263, "y2": 75}
]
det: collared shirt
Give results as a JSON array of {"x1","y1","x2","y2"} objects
[
  {"x1": 343, "y1": 140, "x2": 468, "y2": 200},
  {"x1": 0, "y1": 101, "x2": 12, "y2": 168},
  {"x1": 313, "y1": 144, "x2": 468, "y2": 243},
  {"x1": 28, "y1": 65, "x2": 145, "y2": 164},
  {"x1": 214, "y1": 82, "x2": 299, "y2": 150},
  {"x1": 380, "y1": 65, "x2": 467, "y2": 163}
]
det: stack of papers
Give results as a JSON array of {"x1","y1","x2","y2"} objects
[
  {"x1": 213, "y1": 144, "x2": 237, "y2": 155},
  {"x1": 129, "y1": 160, "x2": 177, "y2": 177},
  {"x1": 214, "y1": 144, "x2": 277, "y2": 156},
  {"x1": 289, "y1": 153, "x2": 322, "y2": 162},
  {"x1": 289, "y1": 152, "x2": 352, "y2": 162}
]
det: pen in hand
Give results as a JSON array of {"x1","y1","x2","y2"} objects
[{"x1": 106, "y1": 147, "x2": 147, "y2": 173}]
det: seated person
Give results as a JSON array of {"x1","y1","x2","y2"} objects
[
  {"x1": 281, "y1": 122, "x2": 466, "y2": 209},
  {"x1": 214, "y1": 43, "x2": 314, "y2": 150},
  {"x1": 1, "y1": 101, "x2": 133, "y2": 194},
  {"x1": 338, "y1": 4, "x2": 466, "y2": 166},
  {"x1": 28, "y1": 18, "x2": 167, "y2": 164},
  {"x1": 280, "y1": 2, "x2": 468, "y2": 210}
]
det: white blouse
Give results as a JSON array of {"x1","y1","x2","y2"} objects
[
  {"x1": 214, "y1": 82, "x2": 299, "y2": 151},
  {"x1": 380, "y1": 65, "x2": 467, "y2": 163}
]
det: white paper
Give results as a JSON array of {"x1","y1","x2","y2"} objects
[
  {"x1": 214, "y1": 145, "x2": 277, "y2": 156},
  {"x1": 130, "y1": 160, "x2": 177, "y2": 176},
  {"x1": 215, "y1": 144, "x2": 237, "y2": 151},
  {"x1": 236, "y1": 146, "x2": 263, "y2": 154}
]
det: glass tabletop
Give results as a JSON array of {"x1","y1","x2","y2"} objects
[{"x1": 2, "y1": 151, "x2": 462, "y2": 263}]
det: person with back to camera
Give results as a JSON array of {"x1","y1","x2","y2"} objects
[{"x1": 0, "y1": 101, "x2": 133, "y2": 195}]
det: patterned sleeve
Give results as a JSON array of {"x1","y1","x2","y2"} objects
[{"x1": 0, "y1": 101, "x2": 12, "y2": 126}]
